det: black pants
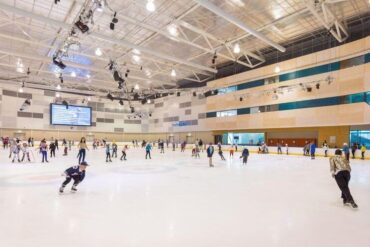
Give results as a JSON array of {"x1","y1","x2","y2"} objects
[
  {"x1": 78, "y1": 149, "x2": 86, "y2": 164},
  {"x1": 21, "y1": 153, "x2": 30, "y2": 161},
  {"x1": 146, "y1": 151, "x2": 151, "y2": 159},
  {"x1": 120, "y1": 151, "x2": 126, "y2": 160},
  {"x1": 361, "y1": 152, "x2": 365, "y2": 159},
  {"x1": 50, "y1": 149, "x2": 55, "y2": 157},
  {"x1": 62, "y1": 176, "x2": 79, "y2": 187},
  {"x1": 352, "y1": 150, "x2": 355, "y2": 159},
  {"x1": 277, "y1": 147, "x2": 282, "y2": 154},
  {"x1": 106, "y1": 152, "x2": 111, "y2": 161},
  {"x1": 112, "y1": 150, "x2": 117, "y2": 158},
  {"x1": 334, "y1": 170, "x2": 354, "y2": 203},
  {"x1": 242, "y1": 156, "x2": 248, "y2": 164},
  {"x1": 345, "y1": 153, "x2": 350, "y2": 161},
  {"x1": 325, "y1": 150, "x2": 328, "y2": 157},
  {"x1": 219, "y1": 152, "x2": 225, "y2": 160}
]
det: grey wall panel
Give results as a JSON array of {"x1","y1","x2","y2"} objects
[
  {"x1": 105, "y1": 118, "x2": 114, "y2": 123},
  {"x1": 154, "y1": 102, "x2": 164, "y2": 108},
  {"x1": 179, "y1": 102, "x2": 191, "y2": 108},
  {"x1": 17, "y1": 111, "x2": 32, "y2": 118},
  {"x1": 124, "y1": 119, "x2": 141, "y2": 124},
  {"x1": 198, "y1": 113, "x2": 206, "y2": 119},
  {"x1": 3, "y1": 90, "x2": 17, "y2": 97},
  {"x1": 114, "y1": 128, "x2": 124, "y2": 132},
  {"x1": 96, "y1": 118, "x2": 105, "y2": 123},
  {"x1": 185, "y1": 109, "x2": 191, "y2": 115},
  {"x1": 32, "y1": 113, "x2": 43, "y2": 119},
  {"x1": 44, "y1": 90, "x2": 56, "y2": 97},
  {"x1": 17, "y1": 92, "x2": 32, "y2": 99}
]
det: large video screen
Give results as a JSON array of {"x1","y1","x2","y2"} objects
[{"x1": 50, "y1": 104, "x2": 92, "y2": 126}]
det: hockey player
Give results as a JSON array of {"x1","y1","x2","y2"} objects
[
  {"x1": 21, "y1": 142, "x2": 31, "y2": 162},
  {"x1": 59, "y1": 161, "x2": 88, "y2": 193}
]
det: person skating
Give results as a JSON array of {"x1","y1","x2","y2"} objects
[
  {"x1": 59, "y1": 161, "x2": 88, "y2": 193},
  {"x1": 229, "y1": 145, "x2": 235, "y2": 158},
  {"x1": 199, "y1": 139, "x2": 203, "y2": 152},
  {"x1": 309, "y1": 142, "x2": 316, "y2": 159},
  {"x1": 105, "y1": 144, "x2": 112, "y2": 162},
  {"x1": 217, "y1": 143, "x2": 225, "y2": 161},
  {"x1": 21, "y1": 143, "x2": 31, "y2": 162},
  {"x1": 160, "y1": 140, "x2": 165, "y2": 153},
  {"x1": 351, "y1": 143, "x2": 357, "y2": 159},
  {"x1": 40, "y1": 139, "x2": 48, "y2": 163},
  {"x1": 55, "y1": 139, "x2": 59, "y2": 151},
  {"x1": 323, "y1": 143, "x2": 329, "y2": 157},
  {"x1": 172, "y1": 142, "x2": 176, "y2": 151},
  {"x1": 285, "y1": 143, "x2": 289, "y2": 155},
  {"x1": 330, "y1": 149, "x2": 358, "y2": 208},
  {"x1": 360, "y1": 144, "x2": 366, "y2": 160},
  {"x1": 240, "y1": 147, "x2": 249, "y2": 165},
  {"x1": 207, "y1": 143, "x2": 215, "y2": 167},
  {"x1": 112, "y1": 142, "x2": 118, "y2": 158},
  {"x1": 342, "y1": 143, "x2": 350, "y2": 161},
  {"x1": 277, "y1": 143, "x2": 282, "y2": 154},
  {"x1": 145, "y1": 143, "x2": 152, "y2": 159},
  {"x1": 194, "y1": 144, "x2": 200, "y2": 158},
  {"x1": 120, "y1": 145, "x2": 128, "y2": 161},
  {"x1": 77, "y1": 137, "x2": 89, "y2": 164},
  {"x1": 10, "y1": 141, "x2": 21, "y2": 163},
  {"x1": 49, "y1": 142, "x2": 56, "y2": 158}
]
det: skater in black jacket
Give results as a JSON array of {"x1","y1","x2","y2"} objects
[{"x1": 59, "y1": 161, "x2": 88, "y2": 193}]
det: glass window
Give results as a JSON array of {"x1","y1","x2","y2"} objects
[
  {"x1": 264, "y1": 76, "x2": 279, "y2": 85},
  {"x1": 217, "y1": 86, "x2": 237, "y2": 95},
  {"x1": 350, "y1": 130, "x2": 370, "y2": 149},
  {"x1": 222, "y1": 132, "x2": 265, "y2": 145},
  {"x1": 216, "y1": 110, "x2": 237, "y2": 117},
  {"x1": 340, "y1": 55, "x2": 365, "y2": 69}
]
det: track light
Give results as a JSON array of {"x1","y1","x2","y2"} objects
[
  {"x1": 110, "y1": 12, "x2": 118, "y2": 30},
  {"x1": 146, "y1": 0, "x2": 156, "y2": 12},
  {"x1": 315, "y1": 83, "x2": 320, "y2": 89},
  {"x1": 119, "y1": 99, "x2": 124, "y2": 106},
  {"x1": 233, "y1": 43, "x2": 240, "y2": 54},
  {"x1": 177, "y1": 92, "x2": 180, "y2": 97},
  {"x1": 56, "y1": 92, "x2": 61, "y2": 98},
  {"x1": 134, "y1": 84, "x2": 140, "y2": 90},
  {"x1": 147, "y1": 99, "x2": 151, "y2": 104},
  {"x1": 71, "y1": 71, "x2": 76, "y2": 77},
  {"x1": 167, "y1": 24, "x2": 178, "y2": 37},
  {"x1": 193, "y1": 92, "x2": 196, "y2": 97},
  {"x1": 18, "y1": 87, "x2": 24, "y2": 93},
  {"x1": 239, "y1": 97, "x2": 243, "y2": 101}
]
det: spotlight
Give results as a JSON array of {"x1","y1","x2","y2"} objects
[
  {"x1": 107, "y1": 93, "x2": 114, "y2": 101},
  {"x1": 149, "y1": 113, "x2": 152, "y2": 117},
  {"x1": 19, "y1": 99, "x2": 31, "y2": 111},
  {"x1": 130, "y1": 107, "x2": 135, "y2": 113},
  {"x1": 71, "y1": 71, "x2": 76, "y2": 77},
  {"x1": 87, "y1": 96, "x2": 91, "y2": 101},
  {"x1": 146, "y1": 0, "x2": 156, "y2": 12},
  {"x1": 177, "y1": 92, "x2": 180, "y2": 97},
  {"x1": 56, "y1": 92, "x2": 61, "y2": 98},
  {"x1": 141, "y1": 99, "x2": 147, "y2": 105},
  {"x1": 274, "y1": 66, "x2": 281, "y2": 73},
  {"x1": 18, "y1": 87, "x2": 24, "y2": 93},
  {"x1": 147, "y1": 99, "x2": 151, "y2": 104},
  {"x1": 315, "y1": 83, "x2": 320, "y2": 89},
  {"x1": 307, "y1": 87, "x2": 312, "y2": 92},
  {"x1": 110, "y1": 12, "x2": 118, "y2": 30},
  {"x1": 95, "y1": 48, "x2": 103, "y2": 56},
  {"x1": 52, "y1": 56, "x2": 66, "y2": 70},
  {"x1": 239, "y1": 97, "x2": 243, "y2": 101},
  {"x1": 119, "y1": 99, "x2": 124, "y2": 106},
  {"x1": 134, "y1": 84, "x2": 139, "y2": 90},
  {"x1": 233, "y1": 43, "x2": 240, "y2": 54},
  {"x1": 193, "y1": 92, "x2": 196, "y2": 97},
  {"x1": 75, "y1": 19, "x2": 89, "y2": 33},
  {"x1": 56, "y1": 84, "x2": 61, "y2": 90}
]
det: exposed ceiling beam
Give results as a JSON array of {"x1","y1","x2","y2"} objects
[
  {"x1": 0, "y1": 2, "x2": 217, "y2": 74},
  {"x1": 193, "y1": 0, "x2": 286, "y2": 52}
]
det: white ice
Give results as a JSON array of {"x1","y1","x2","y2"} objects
[{"x1": 0, "y1": 145, "x2": 369, "y2": 247}]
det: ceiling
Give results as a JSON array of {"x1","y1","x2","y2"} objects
[{"x1": 0, "y1": 0, "x2": 369, "y2": 98}]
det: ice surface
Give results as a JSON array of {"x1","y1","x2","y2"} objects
[{"x1": 0, "y1": 146, "x2": 369, "y2": 247}]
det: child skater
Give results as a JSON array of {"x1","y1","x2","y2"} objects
[
  {"x1": 120, "y1": 145, "x2": 128, "y2": 161},
  {"x1": 21, "y1": 143, "x2": 31, "y2": 162},
  {"x1": 194, "y1": 144, "x2": 200, "y2": 158},
  {"x1": 10, "y1": 141, "x2": 21, "y2": 163},
  {"x1": 59, "y1": 161, "x2": 88, "y2": 193},
  {"x1": 241, "y1": 147, "x2": 249, "y2": 165},
  {"x1": 112, "y1": 142, "x2": 118, "y2": 158},
  {"x1": 105, "y1": 143, "x2": 112, "y2": 162}
]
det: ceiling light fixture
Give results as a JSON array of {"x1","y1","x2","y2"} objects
[
  {"x1": 146, "y1": 0, "x2": 156, "y2": 12},
  {"x1": 233, "y1": 43, "x2": 240, "y2": 54},
  {"x1": 87, "y1": 96, "x2": 91, "y2": 101},
  {"x1": 56, "y1": 84, "x2": 61, "y2": 90},
  {"x1": 56, "y1": 92, "x2": 60, "y2": 98},
  {"x1": 95, "y1": 47, "x2": 103, "y2": 56},
  {"x1": 71, "y1": 71, "x2": 76, "y2": 77},
  {"x1": 274, "y1": 65, "x2": 281, "y2": 73},
  {"x1": 134, "y1": 84, "x2": 140, "y2": 90},
  {"x1": 18, "y1": 87, "x2": 24, "y2": 93},
  {"x1": 167, "y1": 24, "x2": 178, "y2": 37},
  {"x1": 171, "y1": 69, "x2": 176, "y2": 77}
]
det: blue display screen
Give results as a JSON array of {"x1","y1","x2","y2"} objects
[{"x1": 50, "y1": 104, "x2": 92, "y2": 126}]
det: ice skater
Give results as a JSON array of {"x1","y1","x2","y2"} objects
[
  {"x1": 9, "y1": 141, "x2": 21, "y2": 163},
  {"x1": 217, "y1": 143, "x2": 225, "y2": 161},
  {"x1": 49, "y1": 141, "x2": 56, "y2": 158},
  {"x1": 309, "y1": 141, "x2": 316, "y2": 160},
  {"x1": 77, "y1": 137, "x2": 88, "y2": 164},
  {"x1": 105, "y1": 143, "x2": 112, "y2": 162},
  {"x1": 229, "y1": 145, "x2": 235, "y2": 158},
  {"x1": 21, "y1": 143, "x2": 31, "y2": 162},
  {"x1": 112, "y1": 142, "x2": 118, "y2": 158},
  {"x1": 207, "y1": 143, "x2": 214, "y2": 167},
  {"x1": 145, "y1": 142, "x2": 152, "y2": 159},
  {"x1": 59, "y1": 161, "x2": 88, "y2": 193},
  {"x1": 323, "y1": 142, "x2": 329, "y2": 157},
  {"x1": 40, "y1": 139, "x2": 48, "y2": 163},
  {"x1": 330, "y1": 149, "x2": 358, "y2": 208},
  {"x1": 285, "y1": 143, "x2": 289, "y2": 155},
  {"x1": 120, "y1": 145, "x2": 128, "y2": 161},
  {"x1": 277, "y1": 143, "x2": 282, "y2": 154},
  {"x1": 240, "y1": 147, "x2": 249, "y2": 165}
]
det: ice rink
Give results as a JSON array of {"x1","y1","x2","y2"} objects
[{"x1": 0, "y1": 146, "x2": 369, "y2": 247}]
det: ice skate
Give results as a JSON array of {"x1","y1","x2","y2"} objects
[
  {"x1": 71, "y1": 186, "x2": 77, "y2": 192},
  {"x1": 59, "y1": 186, "x2": 64, "y2": 194},
  {"x1": 350, "y1": 202, "x2": 358, "y2": 209}
]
